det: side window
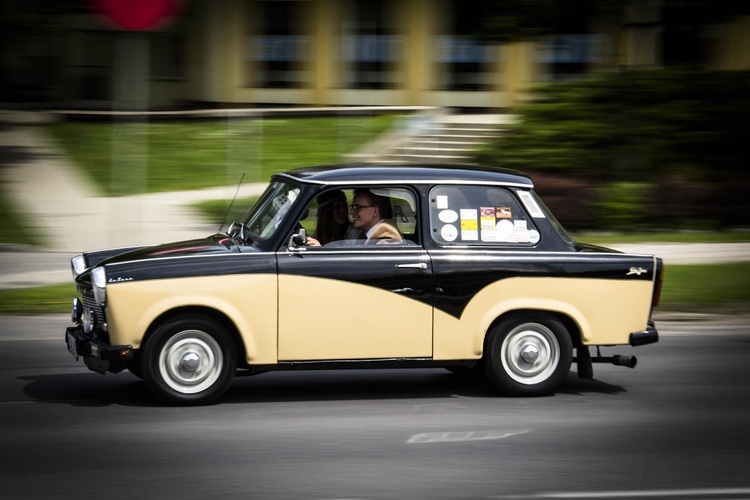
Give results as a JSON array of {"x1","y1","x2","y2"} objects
[
  {"x1": 429, "y1": 185, "x2": 540, "y2": 246},
  {"x1": 302, "y1": 187, "x2": 419, "y2": 248}
]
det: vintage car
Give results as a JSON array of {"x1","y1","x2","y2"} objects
[{"x1": 66, "y1": 163, "x2": 663, "y2": 405}]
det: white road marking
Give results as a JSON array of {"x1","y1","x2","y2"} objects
[
  {"x1": 407, "y1": 429, "x2": 530, "y2": 444},
  {"x1": 527, "y1": 487, "x2": 750, "y2": 498}
]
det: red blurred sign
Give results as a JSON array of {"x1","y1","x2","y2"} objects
[{"x1": 90, "y1": 0, "x2": 183, "y2": 31}]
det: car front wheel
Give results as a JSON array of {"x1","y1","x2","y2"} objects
[
  {"x1": 142, "y1": 315, "x2": 237, "y2": 405},
  {"x1": 484, "y1": 313, "x2": 572, "y2": 396}
]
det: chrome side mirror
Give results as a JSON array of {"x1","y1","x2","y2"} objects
[{"x1": 288, "y1": 227, "x2": 307, "y2": 250}]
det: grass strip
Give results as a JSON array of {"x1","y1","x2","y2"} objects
[
  {"x1": 0, "y1": 283, "x2": 77, "y2": 315},
  {"x1": 574, "y1": 231, "x2": 750, "y2": 245},
  {"x1": 43, "y1": 115, "x2": 397, "y2": 196}
]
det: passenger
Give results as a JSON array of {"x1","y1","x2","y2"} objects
[
  {"x1": 350, "y1": 188, "x2": 403, "y2": 244},
  {"x1": 306, "y1": 189, "x2": 363, "y2": 246}
]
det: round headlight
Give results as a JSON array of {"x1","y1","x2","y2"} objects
[{"x1": 82, "y1": 308, "x2": 97, "y2": 334}]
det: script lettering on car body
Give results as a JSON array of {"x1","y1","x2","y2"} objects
[{"x1": 627, "y1": 267, "x2": 648, "y2": 276}]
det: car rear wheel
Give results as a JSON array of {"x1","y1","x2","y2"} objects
[
  {"x1": 484, "y1": 313, "x2": 572, "y2": 396},
  {"x1": 142, "y1": 315, "x2": 237, "y2": 405}
]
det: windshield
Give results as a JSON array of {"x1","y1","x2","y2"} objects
[{"x1": 237, "y1": 180, "x2": 301, "y2": 241}]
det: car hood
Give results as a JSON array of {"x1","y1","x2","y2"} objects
[{"x1": 83, "y1": 234, "x2": 246, "y2": 268}]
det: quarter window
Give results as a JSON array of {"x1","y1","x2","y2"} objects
[{"x1": 429, "y1": 186, "x2": 539, "y2": 246}]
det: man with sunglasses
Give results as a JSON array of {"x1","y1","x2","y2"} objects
[{"x1": 350, "y1": 188, "x2": 403, "y2": 244}]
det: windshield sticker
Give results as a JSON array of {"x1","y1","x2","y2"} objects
[
  {"x1": 481, "y1": 228, "x2": 498, "y2": 242},
  {"x1": 497, "y1": 207, "x2": 512, "y2": 218},
  {"x1": 436, "y1": 195, "x2": 449, "y2": 209},
  {"x1": 441, "y1": 224, "x2": 458, "y2": 241},
  {"x1": 529, "y1": 229, "x2": 540, "y2": 244},
  {"x1": 516, "y1": 191, "x2": 545, "y2": 218},
  {"x1": 480, "y1": 207, "x2": 496, "y2": 229},
  {"x1": 460, "y1": 209, "x2": 478, "y2": 240},
  {"x1": 496, "y1": 219, "x2": 514, "y2": 241},
  {"x1": 438, "y1": 209, "x2": 459, "y2": 223}
]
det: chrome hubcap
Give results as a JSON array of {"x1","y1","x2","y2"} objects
[
  {"x1": 180, "y1": 351, "x2": 201, "y2": 372},
  {"x1": 520, "y1": 344, "x2": 540, "y2": 363},
  {"x1": 501, "y1": 322, "x2": 560, "y2": 385},
  {"x1": 159, "y1": 330, "x2": 223, "y2": 394}
]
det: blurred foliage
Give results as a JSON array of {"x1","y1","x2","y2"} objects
[
  {"x1": 476, "y1": 69, "x2": 750, "y2": 230},
  {"x1": 592, "y1": 182, "x2": 652, "y2": 231}
]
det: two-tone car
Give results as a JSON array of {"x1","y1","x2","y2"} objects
[{"x1": 66, "y1": 163, "x2": 663, "y2": 405}]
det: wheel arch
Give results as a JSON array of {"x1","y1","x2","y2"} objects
[
  {"x1": 141, "y1": 306, "x2": 248, "y2": 368},
  {"x1": 483, "y1": 308, "x2": 583, "y2": 355}
]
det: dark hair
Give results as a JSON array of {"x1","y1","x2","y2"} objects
[
  {"x1": 314, "y1": 190, "x2": 348, "y2": 245},
  {"x1": 354, "y1": 188, "x2": 392, "y2": 219}
]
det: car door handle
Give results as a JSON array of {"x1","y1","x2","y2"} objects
[{"x1": 396, "y1": 263, "x2": 428, "y2": 270}]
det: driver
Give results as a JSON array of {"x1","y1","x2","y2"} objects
[{"x1": 349, "y1": 189, "x2": 402, "y2": 244}]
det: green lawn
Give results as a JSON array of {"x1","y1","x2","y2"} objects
[
  {"x1": 573, "y1": 231, "x2": 750, "y2": 245},
  {"x1": 658, "y1": 262, "x2": 750, "y2": 312},
  {"x1": 2, "y1": 262, "x2": 747, "y2": 315},
  {"x1": 43, "y1": 115, "x2": 397, "y2": 196}
]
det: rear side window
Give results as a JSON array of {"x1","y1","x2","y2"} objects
[{"x1": 429, "y1": 185, "x2": 539, "y2": 246}]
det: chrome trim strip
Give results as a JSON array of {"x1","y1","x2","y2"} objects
[{"x1": 275, "y1": 173, "x2": 533, "y2": 189}]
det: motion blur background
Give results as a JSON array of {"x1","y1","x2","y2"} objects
[{"x1": 1, "y1": 0, "x2": 749, "y2": 240}]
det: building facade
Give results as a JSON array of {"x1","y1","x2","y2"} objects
[{"x1": 6, "y1": 0, "x2": 750, "y2": 110}]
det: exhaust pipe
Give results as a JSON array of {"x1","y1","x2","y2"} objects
[
  {"x1": 574, "y1": 353, "x2": 638, "y2": 369},
  {"x1": 612, "y1": 355, "x2": 638, "y2": 368}
]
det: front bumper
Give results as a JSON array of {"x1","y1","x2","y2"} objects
[
  {"x1": 65, "y1": 326, "x2": 133, "y2": 374},
  {"x1": 629, "y1": 320, "x2": 659, "y2": 346}
]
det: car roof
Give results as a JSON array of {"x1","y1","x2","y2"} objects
[{"x1": 275, "y1": 163, "x2": 534, "y2": 188}]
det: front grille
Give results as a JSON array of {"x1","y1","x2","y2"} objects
[{"x1": 77, "y1": 283, "x2": 106, "y2": 327}]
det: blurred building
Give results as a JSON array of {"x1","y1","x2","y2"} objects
[{"x1": 2, "y1": 0, "x2": 749, "y2": 110}]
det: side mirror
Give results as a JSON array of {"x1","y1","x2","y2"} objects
[{"x1": 288, "y1": 227, "x2": 307, "y2": 249}]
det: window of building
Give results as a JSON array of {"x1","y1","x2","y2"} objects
[
  {"x1": 250, "y1": 0, "x2": 310, "y2": 88},
  {"x1": 539, "y1": 34, "x2": 602, "y2": 81},
  {"x1": 342, "y1": 0, "x2": 402, "y2": 89},
  {"x1": 150, "y1": 33, "x2": 184, "y2": 80},
  {"x1": 437, "y1": 0, "x2": 495, "y2": 91}
]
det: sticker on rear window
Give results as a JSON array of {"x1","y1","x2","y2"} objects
[{"x1": 516, "y1": 191, "x2": 545, "y2": 218}]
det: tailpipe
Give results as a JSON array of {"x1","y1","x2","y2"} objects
[
  {"x1": 611, "y1": 355, "x2": 638, "y2": 368},
  {"x1": 574, "y1": 352, "x2": 638, "y2": 370}
]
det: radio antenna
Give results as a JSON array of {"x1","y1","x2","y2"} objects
[{"x1": 219, "y1": 172, "x2": 246, "y2": 232}]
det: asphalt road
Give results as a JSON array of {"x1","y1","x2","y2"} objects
[{"x1": 1, "y1": 315, "x2": 749, "y2": 500}]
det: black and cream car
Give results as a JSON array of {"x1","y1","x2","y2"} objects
[{"x1": 66, "y1": 164, "x2": 663, "y2": 405}]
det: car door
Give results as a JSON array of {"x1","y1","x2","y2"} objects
[
  {"x1": 277, "y1": 245, "x2": 433, "y2": 361},
  {"x1": 277, "y1": 186, "x2": 432, "y2": 361}
]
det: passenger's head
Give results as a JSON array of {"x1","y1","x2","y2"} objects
[
  {"x1": 351, "y1": 189, "x2": 392, "y2": 232},
  {"x1": 314, "y1": 189, "x2": 350, "y2": 245},
  {"x1": 317, "y1": 189, "x2": 349, "y2": 226}
]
